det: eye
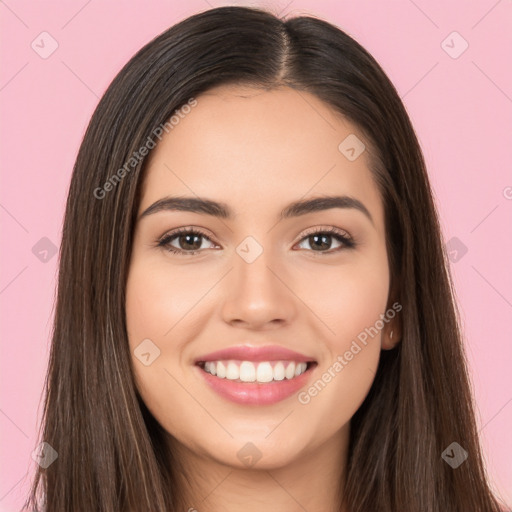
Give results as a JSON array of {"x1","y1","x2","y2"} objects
[
  {"x1": 156, "y1": 226, "x2": 356, "y2": 256},
  {"x1": 294, "y1": 226, "x2": 355, "y2": 255},
  {"x1": 157, "y1": 227, "x2": 217, "y2": 255}
]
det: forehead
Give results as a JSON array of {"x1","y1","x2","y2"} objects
[{"x1": 139, "y1": 85, "x2": 383, "y2": 225}]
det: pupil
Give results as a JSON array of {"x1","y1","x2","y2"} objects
[
  {"x1": 311, "y1": 234, "x2": 330, "y2": 250},
  {"x1": 181, "y1": 234, "x2": 201, "y2": 250}
]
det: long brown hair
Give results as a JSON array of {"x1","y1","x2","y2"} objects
[{"x1": 25, "y1": 6, "x2": 506, "y2": 511}]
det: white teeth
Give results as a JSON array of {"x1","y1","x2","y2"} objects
[
  {"x1": 202, "y1": 360, "x2": 309, "y2": 382},
  {"x1": 285, "y1": 362, "x2": 295, "y2": 379},
  {"x1": 216, "y1": 361, "x2": 226, "y2": 378},
  {"x1": 239, "y1": 361, "x2": 256, "y2": 382},
  {"x1": 204, "y1": 361, "x2": 216, "y2": 375},
  {"x1": 256, "y1": 362, "x2": 273, "y2": 383},
  {"x1": 273, "y1": 362, "x2": 285, "y2": 381},
  {"x1": 226, "y1": 361, "x2": 239, "y2": 380}
]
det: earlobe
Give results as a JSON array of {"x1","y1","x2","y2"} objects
[
  {"x1": 383, "y1": 282, "x2": 402, "y2": 350},
  {"x1": 382, "y1": 320, "x2": 402, "y2": 350}
]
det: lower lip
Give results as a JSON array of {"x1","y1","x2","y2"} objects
[{"x1": 195, "y1": 363, "x2": 317, "y2": 405}]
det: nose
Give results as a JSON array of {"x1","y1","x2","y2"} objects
[{"x1": 220, "y1": 246, "x2": 297, "y2": 330}]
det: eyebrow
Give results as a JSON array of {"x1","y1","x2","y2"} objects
[{"x1": 138, "y1": 195, "x2": 374, "y2": 225}]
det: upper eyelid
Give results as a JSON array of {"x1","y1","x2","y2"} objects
[
  {"x1": 300, "y1": 225, "x2": 351, "y2": 239},
  {"x1": 159, "y1": 225, "x2": 352, "y2": 242}
]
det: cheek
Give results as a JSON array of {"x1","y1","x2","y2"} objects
[
  {"x1": 125, "y1": 257, "x2": 202, "y2": 348},
  {"x1": 125, "y1": 258, "x2": 177, "y2": 377},
  {"x1": 334, "y1": 272, "x2": 389, "y2": 350},
  {"x1": 124, "y1": 254, "x2": 215, "y2": 413},
  {"x1": 295, "y1": 253, "x2": 389, "y2": 415},
  {"x1": 301, "y1": 252, "x2": 390, "y2": 351},
  {"x1": 125, "y1": 258, "x2": 193, "y2": 440}
]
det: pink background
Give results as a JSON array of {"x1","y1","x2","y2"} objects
[{"x1": 1, "y1": 0, "x2": 511, "y2": 510}]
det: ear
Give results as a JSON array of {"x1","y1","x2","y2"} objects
[
  {"x1": 381, "y1": 315, "x2": 401, "y2": 350},
  {"x1": 381, "y1": 280, "x2": 402, "y2": 350}
]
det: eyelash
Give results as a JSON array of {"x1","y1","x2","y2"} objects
[{"x1": 156, "y1": 226, "x2": 356, "y2": 256}]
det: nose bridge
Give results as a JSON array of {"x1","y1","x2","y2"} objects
[
  {"x1": 233, "y1": 234, "x2": 282, "y2": 298},
  {"x1": 220, "y1": 234, "x2": 295, "y2": 326}
]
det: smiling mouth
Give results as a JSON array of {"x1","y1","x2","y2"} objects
[{"x1": 196, "y1": 360, "x2": 317, "y2": 384}]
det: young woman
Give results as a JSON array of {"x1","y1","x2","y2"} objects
[{"x1": 26, "y1": 6, "x2": 507, "y2": 512}]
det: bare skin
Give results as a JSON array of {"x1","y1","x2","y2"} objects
[{"x1": 125, "y1": 84, "x2": 400, "y2": 512}]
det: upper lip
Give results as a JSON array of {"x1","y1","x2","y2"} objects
[{"x1": 195, "y1": 345, "x2": 316, "y2": 364}]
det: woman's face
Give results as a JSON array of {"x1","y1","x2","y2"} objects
[{"x1": 126, "y1": 84, "x2": 395, "y2": 470}]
